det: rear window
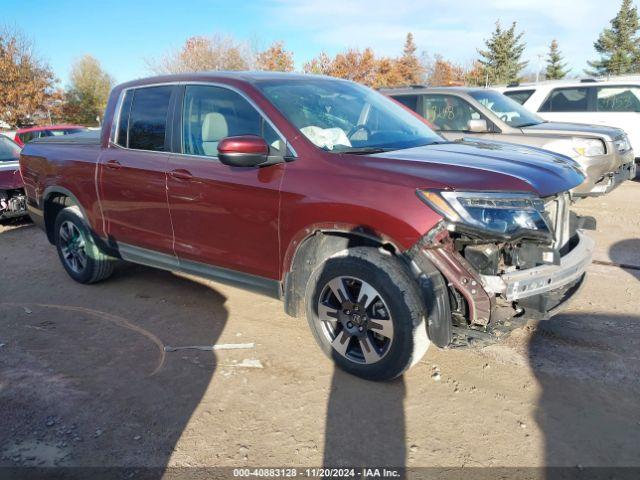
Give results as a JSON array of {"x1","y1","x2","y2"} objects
[
  {"x1": 503, "y1": 89, "x2": 535, "y2": 105},
  {"x1": 127, "y1": 86, "x2": 173, "y2": 151},
  {"x1": 393, "y1": 94, "x2": 419, "y2": 112},
  {"x1": 539, "y1": 87, "x2": 589, "y2": 112},
  {"x1": 597, "y1": 86, "x2": 640, "y2": 112}
]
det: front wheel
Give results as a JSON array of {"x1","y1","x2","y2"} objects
[
  {"x1": 305, "y1": 247, "x2": 429, "y2": 381},
  {"x1": 54, "y1": 206, "x2": 115, "y2": 284}
]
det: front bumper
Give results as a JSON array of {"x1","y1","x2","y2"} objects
[
  {"x1": 480, "y1": 230, "x2": 594, "y2": 302},
  {"x1": 574, "y1": 149, "x2": 635, "y2": 196}
]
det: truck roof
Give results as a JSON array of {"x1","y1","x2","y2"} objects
[
  {"x1": 379, "y1": 86, "x2": 491, "y2": 95},
  {"x1": 117, "y1": 71, "x2": 338, "y2": 90}
]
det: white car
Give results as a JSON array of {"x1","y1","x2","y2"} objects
[{"x1": 499, "y1": 78, "x2": 640, "y2": 160}]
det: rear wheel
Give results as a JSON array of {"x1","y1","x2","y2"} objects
[
  {"x1": 54, "y1": 206, "x2": 115, "y2": 284},
  {"x1": 305, "y1": 247, "x2": 429, "y2": 381}
]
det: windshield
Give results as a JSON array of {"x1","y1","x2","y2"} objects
[
  {"x1": 469, "y1": 90, "x2": 545, "y2": 128},
  {"x1": 0, "y1": 136, "x2": 20, "y2": 162},
  {"x1": 256, "y1": 78, "x2": 442, "y2": 153}
]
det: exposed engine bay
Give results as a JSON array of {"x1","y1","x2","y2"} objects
[{"x1": 0, "y1": 189, "x2": 27, "y2": 221}]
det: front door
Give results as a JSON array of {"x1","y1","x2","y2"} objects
[
  {"x1": 166, "y1": 84, "x2": 286, "y2": 279},
  {"x1": 420, "y1": 94, "x2": 498, "y2": 142},
  {"x1": 98, "y1": 85, "x2": 175, "y2": 254}
]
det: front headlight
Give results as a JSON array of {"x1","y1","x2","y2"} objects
[
  {"x1": 572, "y1": 137, "x2": 605, "y2": 157},
  {"x1": 418, "y1": 190, "x2": 552, "y2": 239},
  {"x1": 614, "y1": 135, "x2": 632, "y2": 153}
]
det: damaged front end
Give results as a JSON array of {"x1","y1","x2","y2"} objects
[
  {"x1": 408, "y1": 190, "x2": 595, "y2": 346},
  {"x1": 0, "y1": 188, "x2": 27, "y2": 221},
  {"x1": 0, "y1": 165, "x2": 28, "y2": 221}
]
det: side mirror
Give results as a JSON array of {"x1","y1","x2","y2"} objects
[
  {"x1": 217, "y1": 135, "x2": 269, "y2": 167},
  {"x1": 468, "y1": 119, "x2": 489, "y2": 133}
]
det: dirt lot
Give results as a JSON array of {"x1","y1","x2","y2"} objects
[{"x1": 1, "y1": 180, "x2": 639, "y2": 473}]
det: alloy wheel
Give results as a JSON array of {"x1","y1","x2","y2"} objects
[
  {"x1": 317, "y1": 276, "x2": 394, "y2": 364},
  {"x1": 59, "y1": 220, "x2": 88, "y2": 273}
]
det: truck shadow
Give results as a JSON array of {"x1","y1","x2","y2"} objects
[
  {"x1": 0, "y1": 226, "x2": 228, "y2": 476},
  {"x1": 323, "y1": 371, "x2": 406, "y2": 469},
  {"x1": 528, "y1": 312, "x2": 640, "y2": 473},
  {"x1": 608, "y1": 239, "x2": 640, "y2": 281}
]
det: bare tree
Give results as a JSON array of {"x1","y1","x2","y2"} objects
[{"x1": 147, "y1": 34, "x2": 252, "y2": 74}]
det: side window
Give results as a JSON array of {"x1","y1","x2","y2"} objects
[
  {"x1": 393, "y1": 95, "x2": 419, "y2": 112},
  {"x1": 128, "y1": 86, "x2": 173, "y2": 152},
  {"x1": 504, "y1": 90, "x2": 535, "y2": 105},
  {"x1": 597, "y1": 86, "x2": 640, "y2": 112},
  {"x1": 19, "y1": 132, "x2": 35, "y2": 144},
  {"x1": 182, "y1": 85, "x2": 284, "y2": 157},
  {"x1": 539, "y1": 88, "x2": 589, "y2": 112},
  {"x1": 422, "y1": 95, "x2": 483, "y2": 131}
]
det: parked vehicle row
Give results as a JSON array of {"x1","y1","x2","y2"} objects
[
  {"x1": 383, "y1": 86, "x2": 636, "y2": 197},
  {"x1": 499, "y1": 78, "x2": 640, "y2": 158},
  {"x1": 20, "y1": 72, "x2": 599, "y2": 381}
]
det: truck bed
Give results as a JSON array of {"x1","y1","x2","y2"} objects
[{"x1": 30, "y1": 129, "x2": 101, "y2": 146}]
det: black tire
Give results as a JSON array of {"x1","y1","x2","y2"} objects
[
  {"x1": 54, "y1": 206, "x2": 115, "y2": 284},
  {"x1": 305, "y1": 246, "x2": 429, "y2": 381}
]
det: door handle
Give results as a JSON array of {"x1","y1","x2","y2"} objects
[
  {"x1": 169, "y1": 169, "x2": 193, "y2": 181},
  {"x1": 105, "y1": 159, "x2": 121, "y2": 170}
]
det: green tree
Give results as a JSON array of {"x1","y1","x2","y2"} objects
[
  {"x1": 545, "y1": 39, "x2": 569, "y2": 79},
  {"x1": 587, "y1": 0, "x2": 640, "y2": 76},
  {"x1": 477, "y1": 21, "x2": 528, "y2": 85},
  {"x1": 63, "y1": 55, "x2": 114, "y2": 126}
]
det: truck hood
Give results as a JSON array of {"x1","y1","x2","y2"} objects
[
  {"x1": 0, "y1": 160, "x2": 23, "y2": 190},
  {"x1": 370, "y1": 139, "x2": 584, "y2": 197},
  {"x1": 522, "y1": 121, "x2": 626, "y2": 141}
]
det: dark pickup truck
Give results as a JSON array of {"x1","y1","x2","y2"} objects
[{"x1": 20, "y1": 72, "x2": 594, "y2": 381}]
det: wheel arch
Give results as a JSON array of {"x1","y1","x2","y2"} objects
[{"x1": 282, "y1": 228, "x2": 400, "y2": 319}]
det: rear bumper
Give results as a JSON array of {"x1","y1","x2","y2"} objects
[{"x1": 480, "y1": 231, "x2": 595, "y2": 302}]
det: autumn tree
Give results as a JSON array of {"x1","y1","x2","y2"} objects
[
  {"x1": 303, "y1": 52, "x2": 332, "y2": 75},
  {"x1": 478, "y1": 21, "x2": 528, "y2": 84},
  {"x1": 427, "y1": 55, "x2": 466, "y2": 86},
  {"x1": 255, "y1": 41, "x2": 294, "y2": 72},
  {"x1": 148, "y1": 34, "x2": 251, "y2": 74},
  {"x1": 396, "y1": 33, "x2": 424, "y2": 85},
  {"x1": 545, "y1": 39, "x2": 569, "y2": 80},
  {"x1": 465, "y1": 60, "x2": 487, "y2": 86},
  {"x1": 587, "y1": 0, "x2": 640, "y2": 76},
  {"x1": 63, "y1": 55, "x2": 114, "y2": 126},
  {"x1": 0, "y1": 27, "x2": 57, "y2": 127}
]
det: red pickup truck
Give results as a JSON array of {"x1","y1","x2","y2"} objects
[{"x1": 20, "y1": 72, "x2": 594, "y2": 380}]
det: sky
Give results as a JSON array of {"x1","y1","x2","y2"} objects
[{"x1": 3, "y1": 0, "x2": 637, "y2": 86}]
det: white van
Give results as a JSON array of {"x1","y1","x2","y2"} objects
[{"x1": 499, "y1": 77, "x2": 640, "y2": 159}]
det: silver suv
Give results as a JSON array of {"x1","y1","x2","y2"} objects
[{"x1": 383, "y1": 87, "x2": 636, "y2": 197}]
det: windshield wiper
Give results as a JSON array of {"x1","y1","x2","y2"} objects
[{"x1": 333, "y1": 147, "x2": 391, "y2": 155}]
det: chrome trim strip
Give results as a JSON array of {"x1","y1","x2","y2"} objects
[{"x1": 481, "y1": 230, "x2": 594, "y2": 301}]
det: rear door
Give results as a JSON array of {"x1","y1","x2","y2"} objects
[
  {"x1": 98, "y1": 85, "x2": 176, "y2": 254},
  {"x1": 166, "y1": 84, "x2": 285, "y2": 279}
]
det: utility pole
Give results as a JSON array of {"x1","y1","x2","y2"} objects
[{"x1": 536, "y1": 53, "x2": 543, "y2": 83}]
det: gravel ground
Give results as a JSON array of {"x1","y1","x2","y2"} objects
[{"x1": 1, "y1": 180, "x2": 639, "y2": 472}]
